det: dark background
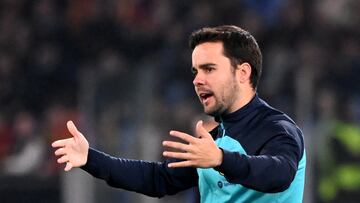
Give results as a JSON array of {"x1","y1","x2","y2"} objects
[{"x1": 0, "y1": 0, "x2": 359, "y2": 202}]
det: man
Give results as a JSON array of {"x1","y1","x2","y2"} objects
[{"x1": 52, "y1": 25, "x2": 306, "y2": 203}]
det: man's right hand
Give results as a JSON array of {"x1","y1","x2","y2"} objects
[{"x1": 52, "y1": 120, "x2": 89, "y2": 171}]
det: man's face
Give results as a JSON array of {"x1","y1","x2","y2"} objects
[{"x1": 192, "y1": 42, "x2": 240, "y2": 116}]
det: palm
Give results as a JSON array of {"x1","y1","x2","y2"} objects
[
  {"x1": 52, "y1": 121, "x2": 89, "y2": 171},
  {"x1": 162, "y1": 120, "x2": 223, "y2": 168},
  {"x1": 64, "y1": 136, "x2": 88, "y2": 167}
]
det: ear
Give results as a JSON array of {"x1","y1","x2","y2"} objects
[{"x1": 236, "y1": 62, "x2": 252, "y2": 84}]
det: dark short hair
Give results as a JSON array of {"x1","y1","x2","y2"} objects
[{"x1": 189, "y1": 25, "x2": 262, "y2": 89}]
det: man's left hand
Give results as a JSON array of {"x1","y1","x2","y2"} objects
[{"x1": 162, "y1": 120, "x2": 223, "y2": 168}]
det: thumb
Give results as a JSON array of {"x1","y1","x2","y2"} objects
[
  {"x1": 196, "y1": 120, "x2": 211, "y2": 139},
  {"x1": 67, "y1": 120, "x2": 81, "y2": 139}
]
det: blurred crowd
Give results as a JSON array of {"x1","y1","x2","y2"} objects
[{"x1": 0, "y1": 0, "x2": 359, "y2": 202}]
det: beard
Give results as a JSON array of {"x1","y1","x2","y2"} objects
[
  {"x1": 203, "y1": 76, "x2": 239, "y2": 117},
  {"x1": 203, "y1": 96, "x2": 227, "y2": 117}
]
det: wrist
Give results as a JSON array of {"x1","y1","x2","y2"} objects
[{"x1": 215, "y1": 147, "x2": 224, "y2": 167}]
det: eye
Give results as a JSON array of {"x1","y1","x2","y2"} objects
[
  {"x1": 191, "y1": 67, "x2": 198, "y2": 76},
  {"x1": 204, "y1": 67, "x2": 214, "y2": 73}
]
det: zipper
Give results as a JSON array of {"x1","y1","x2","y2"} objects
[{"x1": 219, "y1": 117, "x2": 226, "y2": 138}]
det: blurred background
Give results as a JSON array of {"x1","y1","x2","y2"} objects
[{"x1": 0, "y1": 0, "x2": 359, "y2": 202}]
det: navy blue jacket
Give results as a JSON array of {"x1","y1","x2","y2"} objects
[{"x1": 81, "y1": 95, "x2": 306, "y2": 202}]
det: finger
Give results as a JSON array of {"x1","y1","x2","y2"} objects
[
  {"x1": 163, "y1": 151, "x2": 192, "y2": 160},
  {"x1": 168, "y1": 160, "x2": 193, "y2": 168},
  {"x1": 67, "y1": 120, "x2": 81, "y2": 140},
  {"x1": 52, "y1": 139, "x2": 70, "y2": 148},
  {"x1": 196, "y1": 120, "x2": 211, "y2": 139},
  {"x1": 64, "y1": 162, "x2": 73, "y2": 171},
  {"x1": 162, "y1": 141, "x2": 192, "y2": 152},
  {"x1": 57, "y1": 155, "x2": 69, "y2": 164},
  {"x1": 169, "y1": 131, "x2": 197, "y2": 144},
  {"x1": 54, "y1": 148, "x2": 67, "y2": 156}
]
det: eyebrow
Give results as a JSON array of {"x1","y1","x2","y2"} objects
[{"x1": 191, "y1": 63, "x2": 217, "y2": 71}]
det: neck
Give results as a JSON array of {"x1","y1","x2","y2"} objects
[{"x1": 228, "y1": 89, "x2": 256, "y2": 114}]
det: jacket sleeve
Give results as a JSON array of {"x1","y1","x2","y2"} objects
[
  {"x1": 81, "y1": 148, "x2": 198, "y2": 197},
  {"x1": 214, "y1": 121, "x2": 304, "y2": 193}
]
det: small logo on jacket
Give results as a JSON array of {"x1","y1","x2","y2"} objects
[{"x1": 217, "y1": 181, "x2": 236, "y2": 189}]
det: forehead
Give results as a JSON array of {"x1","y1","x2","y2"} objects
[{"x1": 192, "y1": 42, "x2": 226, "y2": 66}]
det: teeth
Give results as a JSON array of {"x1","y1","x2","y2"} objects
[{"x1": 200, "y1": 93, "x2": 209, "y2": 98}]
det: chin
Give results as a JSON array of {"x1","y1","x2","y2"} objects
[
  {"x1": 203, "y1": 108, "x2": 213, "y2": 116},
  {"x1": 204, "y1": 107, "x2": 222, "y2": 117}
]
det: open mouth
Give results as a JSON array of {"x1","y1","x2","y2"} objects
[{"x1": 199, "y1": 92, "x2": 213, "y2": 104}]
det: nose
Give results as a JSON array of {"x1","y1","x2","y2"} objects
[{"x1": 193, "y1": 73, "x2": 205, "y2": 86}]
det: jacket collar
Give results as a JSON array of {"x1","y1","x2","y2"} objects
[{"x1": 215, "y1": 93, "x2": 264, "y2": 123}]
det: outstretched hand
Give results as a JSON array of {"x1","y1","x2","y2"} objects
[
  {"x1": 162, "y1": 120, "x2": 223, "y2": 168},
  {"x1": 52, "y1": 121, "x2": 89, "y2": 171}
]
